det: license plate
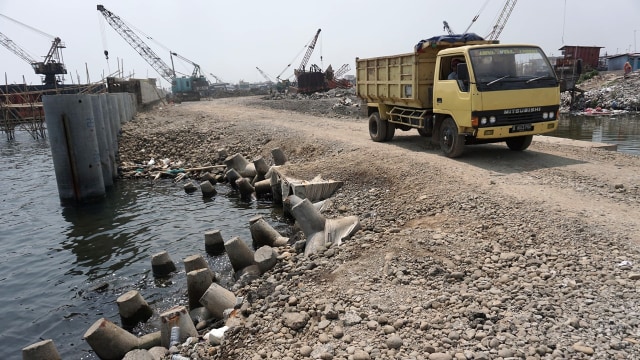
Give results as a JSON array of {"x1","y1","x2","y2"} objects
[{"x1": 511, "y1": 124, "x2": 533, "y2": 133}]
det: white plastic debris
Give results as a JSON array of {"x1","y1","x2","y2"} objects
[{"x1": 206, "y1": 326, "x2": 229, "y2": 345}]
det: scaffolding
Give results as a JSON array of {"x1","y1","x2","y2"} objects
[{"x1": 0, "y1": 82, "x2": 105, "y2": 140}]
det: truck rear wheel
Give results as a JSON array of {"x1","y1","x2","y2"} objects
[
  {"x1": 440, "y1": 117, "x2": 465, "y2": 158},
  {"x1": 369, "y1": 112, "x2": 388, "y2": 142},
  {"x1": 506, "y1": 135, "x2": 533, "y2": 151},
  {"x1": 385, "y1": 122, "x2": 395, "y2": 141}
]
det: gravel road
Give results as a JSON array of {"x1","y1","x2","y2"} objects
[{"x1": 118, "y1": 95, "x2": 640, "y2": 360}]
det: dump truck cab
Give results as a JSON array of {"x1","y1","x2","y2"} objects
[
  {"x1": 356, "y1": 35, "x2": 560, "y2": 158},
  {"x1": 432, "y1": 44, "x2": 560, "y2": 156}
]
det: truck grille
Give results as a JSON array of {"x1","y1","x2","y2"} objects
[
  {"x1": 473, "y1": 106, "x2": 558, "y2": 127},
  {"x1": 499, "y1": 112, "x2": 541, "y2": 124}
]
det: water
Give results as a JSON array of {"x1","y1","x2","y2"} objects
[
  {"x1": 550, "y1": 113, "x2": 640, "y2": 155},
  {"x1": 0, "y1": 132, "x2": 288, "y2": 359}
]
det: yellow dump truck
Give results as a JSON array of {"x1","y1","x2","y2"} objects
[{"x1": 356, "y1": 34, "x2": 560, "y2": 157}]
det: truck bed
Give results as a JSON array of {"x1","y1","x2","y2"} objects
[
  {"x1": 356, "y1": 51, "x2": 435, "y2": 109},
  {"x1": 356, "y1": 36, "x2": 496, "y2": 110}
]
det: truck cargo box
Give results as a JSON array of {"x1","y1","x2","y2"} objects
[
  {"x1": 356, "y1": 35, "x2": 496, "y2": 109},
  {"x1": 356, "y1": 51, "x2": 435, "y2": 109}
]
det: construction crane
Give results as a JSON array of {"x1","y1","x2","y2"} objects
[
  {"x1": 443, "y1": 21, "x2": 456, "y2": 35},
  {"x1": 294, "y1": 28, "x2": 321, "y2": 76},
  {"x1": 169, "y1": 51, "x2": 209, "y2": 99},
  {"x1": 328, "y1": 63, "x2": 352, "y2": 89},
  {"x1": 208, "y1": 73, "x2": 229, "y2": 92},
  {"x1": 0, "y1": 14, "x2": 67, "y2": 87},
  {"x1": 97, "y1": 5, "x2": 175, "y2": 83},
  {"x1": 485, "y1": 0, "x2": 518, "y2": 41},
  {"x1": 97, "y1": 4, "x2": 206, "y2": 101},
  {"x1": 333, "y1": 64, "x2": 351, "y2": 79},
  {"x1": 209, "y1": 73, "x2": 226, "y2": 84},
  {"x1": 256, "y1": 67, "x2": 274, "y2": 84},
  {"x1": 170, "y1": 51, "x2": 203, "y2": 79}
]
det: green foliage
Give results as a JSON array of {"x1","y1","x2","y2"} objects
[{"x1": 577, "y1": 70, "x2": 599, "y2": 84}]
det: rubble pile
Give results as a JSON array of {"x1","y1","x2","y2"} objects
[
  {"x1": 562, "y1": 71, "x2": 640, "y2": 113},
  {"x1": 252, "y1": 88, "x2": 362, "y2": 119},
  {"x1": 262, "y1": 87, "x2": 357, "y2": 101}
]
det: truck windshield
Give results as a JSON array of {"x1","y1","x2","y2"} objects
[{"x1": 469, "y1": 47, "x2": 557, "y2": 91}]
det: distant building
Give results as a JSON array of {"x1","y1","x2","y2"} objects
[
  {"x1": 557, "y1": 45, "x2": 603, "y2": 71},
  {"x1": 607, "y1": 53, "x2": 640, "y2": 71}
]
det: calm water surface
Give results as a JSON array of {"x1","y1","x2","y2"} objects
[
  {"x1": 0, "y1": 132, "x2": 288, "y2": 359},
  {"x1": 550, "y1": 113, "x2": 640, "y2": 155}
]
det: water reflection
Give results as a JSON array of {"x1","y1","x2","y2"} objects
[
  {"x1": 551, "y1": 113, "x2": 640, "y2": 154},
  {"x1": 60, "y1": 182, "x2": 147, "y2": 280}
]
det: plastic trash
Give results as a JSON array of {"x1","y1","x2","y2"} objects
[
  {"x1": 206, "y1": 326, "x2": 229, "y2": 345},
  {"x1": 170, "y1": 326, "x2": 180, "y2": 347}
]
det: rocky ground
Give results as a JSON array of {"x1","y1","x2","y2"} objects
[{"x1": 116, "y1": 86, "x2": 640, "y2": 360}]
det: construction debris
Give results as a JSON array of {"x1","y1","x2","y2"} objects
[{"x1": 561, "y1": 70, "x2": 640, "y2": 113}]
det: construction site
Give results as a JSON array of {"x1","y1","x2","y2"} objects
[
  {"x1": 0, "y1": 7, "x2": 167, "y2": 140},
  {"x1": 0, "y1": 6, "x2": 354, "y2": 142},
  {"x1": 9, "y1": 1, "x2": 640, "y2": 360}
]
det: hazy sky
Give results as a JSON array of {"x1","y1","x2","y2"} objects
[{"x1": 1, "y1": 0, "x2": 638, "y2": 88}]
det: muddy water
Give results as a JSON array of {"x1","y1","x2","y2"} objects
[
  {"x1": 551, "y1": 113, "x2": 640, "y2": 155},
  {"x1": 0, "y1": 132, "x2": 288, "y2": 359}
]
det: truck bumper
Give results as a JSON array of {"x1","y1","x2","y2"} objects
[{"x1": 475, "y1": 120, "x2": 558, "y2": 139}]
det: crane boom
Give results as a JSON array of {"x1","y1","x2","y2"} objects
[
  {"x1": 333, "y1": 64, "x2": 351, "y2": 79},
  {"x1": 0, "y1": 31, "x2": 35, "y2": 64},
  {"x1": 486, "y1": 0, "x2": 517, "y2": 41},
  {"x1": 297, "y1": 29, "x2": 321, "y2": 73},
  {"x1": 443, "y1": 21, "x2": 455, "y2": 35},
  {"x1": 209, "y1": 73, "x2": 226, "y2": 84},
  {"x1": 256, "y1": 67, "x2": 273, "y2": 83},
  {"x1": 97, "y1": 4, "x2": 175, "y2": 82},
  {"x1": 170, "y1": 51, "x2": 202, "y2": 78},
  {"x1": 0, "y1": 31, "x2": 66, "y2": 86}
]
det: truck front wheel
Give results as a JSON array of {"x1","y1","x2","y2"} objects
[
  {"x1": 439, "y1": 117, "x2": 465, "y2": 158},
  {"x1": 506, "y1": 135, "x2": 533, "y2": 151},
  {"x1": 369, "y1": 112, "x2": 388, "y2": 142}
]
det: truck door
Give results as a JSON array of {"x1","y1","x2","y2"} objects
[{"x1": 434, "y1": 55, "x2": 472, "y2": 129}]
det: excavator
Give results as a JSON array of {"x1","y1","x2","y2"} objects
[
  {"x1": 97, "y1": 4, "x2": 208, "y2": 101},
  {"x1": 0, "y1": 14, "x2": 67, "y2": 87}
]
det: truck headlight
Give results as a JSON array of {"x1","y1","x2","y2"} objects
[
  {"x1": 481, "y1": 117, "x2": 487, "y2": 125},
  {"x1": 549, "y1": 111, "x2": 555, "y2": 119},
  {"x1": 542, "y1": 112, "x2": 549, "y2": 120},
  {"x1": 489, "y1": 116, "x2": 496, "y2": 124}
]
